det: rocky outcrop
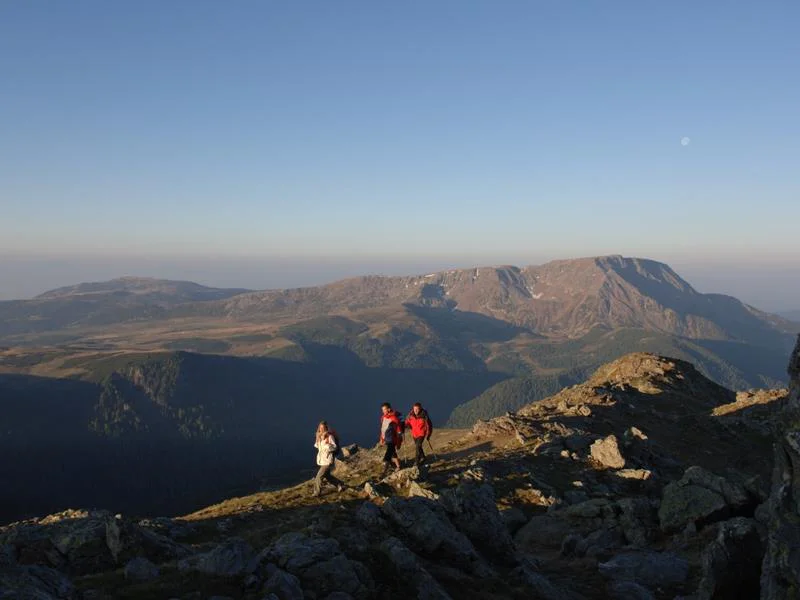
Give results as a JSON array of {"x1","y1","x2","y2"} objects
[
  {"x1": 658, "y1": 466, "x2": 753, "y2": 532},
  {"x1": 697, "y1": 517, "x2": 764, "y2": 600},
  {"x1": 598, "y1": 550, "x2": 689, "y2": 589},
  {"x1": 0, "y1": 510, "x2": 189, "y2": 576},
  {"x1": 381, "y1": 496, "x2": 490, "y2": 576},
  {"x1": 123, "y1": 556, "x2": 159, "y2": 582},
  {"x1": 251, "y1": 532, "x2": 374, "y2": 600},
  {"x1": 379, "y1": 537, "x2": 452, "y2": 600},
  {"x1": 760, "y1": 335, "x2": 800, "y2": 599},
  {"x1": 0, "y1": 563, "x2": 78, "y2": 599},
  {"x1": 178, "y1": 538, "x2": 252, "y2": 577},
  {"x1": 438, "y1": 482, "x2": 516, "y2": 564}
]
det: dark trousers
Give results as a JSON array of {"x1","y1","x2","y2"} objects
[
  {"x1": 314, "y1": 463, "x2": 343, "y2": 494},
  {"x1": 413, "y1": 437, "x2": 426, "y2": 465}
]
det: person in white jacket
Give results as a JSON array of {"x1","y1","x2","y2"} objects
[{"x1": 313, "y1": 421, "x2": 345, "y2": 497}]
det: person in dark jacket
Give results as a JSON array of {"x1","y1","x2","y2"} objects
[{"x1": 405, "y1": 402, "x2": 433, "y2": 466}]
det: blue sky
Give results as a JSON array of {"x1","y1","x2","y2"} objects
[{"x1": 1, "y1": 2, "x2": 799, "y2": 303}]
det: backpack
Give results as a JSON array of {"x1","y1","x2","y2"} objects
[
  {"x1": 394, "y1": 412, "x2": 405, "y2": 449},
  {"x1": 330, "y1": 429, "x2": 344, "y2": 459}
]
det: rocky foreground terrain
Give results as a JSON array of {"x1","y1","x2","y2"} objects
[{"x1": 2, "y1": 340, "x2": 799, "y2": 599}]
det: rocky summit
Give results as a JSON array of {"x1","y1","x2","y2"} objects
[{"x1": 2, "y1": 345, "x2": 799, "y2": 599}]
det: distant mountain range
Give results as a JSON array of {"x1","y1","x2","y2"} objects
[
  {"x1": 779, "y1": 309, "x2": 800, "y2": 323},
  {"x1": 1, "y1": 255, "x2": 796, "y2": 521}
]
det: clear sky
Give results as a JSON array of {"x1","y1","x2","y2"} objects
[{"x1": 1, "y1": 2, "x2": 798, "y2": 306}]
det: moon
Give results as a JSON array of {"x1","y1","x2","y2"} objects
[{"x1": 681, "y1": 137, "x2": 691, "y2": 146}]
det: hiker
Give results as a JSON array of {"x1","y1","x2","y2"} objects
[
  {"x1": 313, "y1": 421, "x2": 345, "y2": 497},
  {"x1": 406, "y1": 402, "x2": 433, "y2": 466},
  {"x1": 379, "y1": 402, "x2": 403, "y2": 476}
]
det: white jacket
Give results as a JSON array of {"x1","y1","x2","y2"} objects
[{"x1": 314, "y1": 433, "x2": 338, "y2": 466}]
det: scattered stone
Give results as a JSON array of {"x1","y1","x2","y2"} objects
[
  {"x1": 624, "y1": 427, "x2": 648, "y2": 442},
  {"x1": 590, "y1": 435, "x2": 626, "y2": 469},
  {"x1": 383, "y1": 466, "x2": 420, "y2": 486},
  {"x1": 341, "y1": 444, "x2": 359, "y2": 458},
  {"x1": 616, "y1": 469, "x2": 652, "y2": 481},
  {"x1": 408, "y1": 481, "x2": 439, "y2": 500},
  {"x1": 124, "y1": 557, "x2": 159, "y2": 581}
]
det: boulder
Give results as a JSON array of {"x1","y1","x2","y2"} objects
[
  {"x1": 439, "y1": 482, "x2": 517, "y2": 563},
  {"x1": 590, "y1": 435, "x2": 626, "y2": 469},
  {"x1": 256, "y1": 533, "x2": 373, "y2": 600},
  {"x1": 515, "y1": 515, "x2": 572, "y2": 552},
  {"x1": 384, "y1": 466, "x2": 420, "y2": 486},
  {"x1": 760, "y1": 336, "x2": 800, "y2": 600},
  {"x1": 379, "y1": 537, "x2": 452, "y2": 600},
  {"x1": 381, "y1": 496, "x2": 489, "y2": 576},
  {"x1": 658, "y1": 466, "x2": 753, "y2": 532},
  {"x1": 355, "y1": 502, "x2": 385, "y2": 528},
  {"x1": 500, "y1": 507, "x2": 528, "y2": 534},
  {"x1": 598, "y1": 551, "x2": 689, "y2": 588},
  {"x1": 697, "y1": 517, "x2": 764, "y2": 600},
  {"x1": 263, "y1": 567, "x2": 304, "y2": 600},
  {"x1": 178, "y1": 538, "x2": 253, "y2": 577},
  {"x1": 616, "y1": 497, "x2": 656, "y2": 547},
  {"x1": 124, "y1": 556, "x2": 159, "y2": 582},
  {"x1": 0, "y1": 564, "x2": 77, "y2": 599},
  {"x1": 408, "y1": 481, "x2": 440, "y2": 500}
]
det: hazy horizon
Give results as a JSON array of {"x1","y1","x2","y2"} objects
[{"x1": 1, "y1": 252, "x2": 798, "y2": 313}]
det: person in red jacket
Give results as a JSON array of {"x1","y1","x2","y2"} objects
[
  {"x1": 379, "y1": 402, "x2": 404, "y2": 476},
  {"x1": 405, "y1": 402, "x2": 433, "y2": 466}
]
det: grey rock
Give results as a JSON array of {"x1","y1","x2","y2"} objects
[
  {"x1": 598, "y1": 551, "x2": 689, "y2": 588},
  {"x1": 616, "y1": 497, "x2": 655, "y2": 547},
  {"x1": 564, "y1": 498, "x2": 616, "y2": 520},
  {"x1": 439, "y1": 482, "x2": 517, "y2": 563},
  {"x1": 500, "y1": 507, "x2": 528, "y2": 534},
  {"x1": 616, "y1": 469, "x2": 652, "y2": 481},
  {"x1": 590, "y1": 435, "x2": 626, "y2": 469},
  {"x1": 178, "y1": 538, "x2": 253, "y2": 577},
  {"x1": 382, "y1": 496, "x2": 489, "y2": 576},
  {"x1": 564, "y1": 490, "x2": 590, "y2": 505},
  {"x1": 408, "y1": 481, "x2": 440, "y2": 500},
  {"x1": 124, "y1": 556, "x2": 159, "y2": 581},
  {"x1": 659, "y1": 466, "x2": 752, "y2": 532},
  {"x1": 263, "y1": 568, "x2": 303, "y2": 600},
  {"x1": 0, "y1": 564, "x2": 77, "y2": 599},
  {"x1": 324, "y1": 594, "x2": 355, "y2": 600},
  {"x1": 512, "y1": 561, "x2": 579, "y2": 600},
  {"x1": 260, "y1": 533, "x2": 373, "y2": 600},
  {"x1": 515, "y1": 515, "x2": 572, "y2": 551},
  {"x1": 380, "y1": 537, "x2": 453, "y2": 600},
  {"x1": 697, "y1": 517, "x2": 764, "y2": 600},
  {"x1": 355, "y1": 502, "x2": 385, "y2": 528},
  {"x1": 384, "y1": 466, "x2": 420, "y2": 486}
]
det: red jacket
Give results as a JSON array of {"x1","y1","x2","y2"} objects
[
  {"x1": 406, "y1": 409, "x2": 432, "y2": 439},
  {"x1": 380, "y1": 410, "x2": 404, "y2": 446}
]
